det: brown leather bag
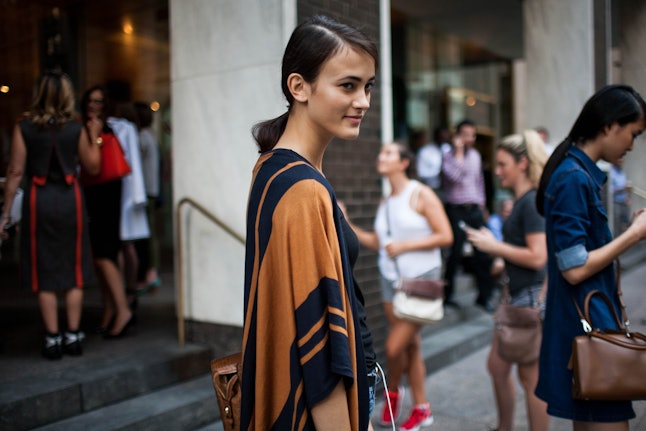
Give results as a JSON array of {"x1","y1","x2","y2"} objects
[
  {"x1": 210, "y1": 352, "x2": 242, "y2": 431},
  {"x1": 494, "y1": 303, "x2": 542, "y2": 364},
  {"x1": 569, "y1": 279, "x2": 646, "y2": 400}
]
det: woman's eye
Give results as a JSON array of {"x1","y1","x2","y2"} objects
[{"x1": 341, "y1": 83, "x2": 354, "y2": 90}]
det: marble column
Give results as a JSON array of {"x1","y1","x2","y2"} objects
[
  {"x1": 619, "y1": 1, "x2": 646, "y2": 209},
  {"x1": 170, "y1": 0, "x2": 296, "y2": 328},
  {"x1": 522, "y1": 0, "x2": 595, "y2": 144}
]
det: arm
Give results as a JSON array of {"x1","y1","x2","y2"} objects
[
  {"x1": 1, "y1": 124, "x2": 26, "y2": 234},
  {"x1": 467, "y1": 228, "x2": 547, "y2": 271},
  {"x1": 551, "y1": 169, "x2": 646, "y2": 285},
  {"x1": 311, "y1": 380, "x2": 351, "y2": 430},
  {"x1": 385, "y1": 185, "x2": 453, "y2": 257},
  {"x1": 561, "y1": 210, "x2": 646, "y2": 285},
  {"x1": 441, "y1": 149, "x2": 465, "y2": 184},
  {"x1": 79, "y1": 122, "x2": 101, "y2": 175}
]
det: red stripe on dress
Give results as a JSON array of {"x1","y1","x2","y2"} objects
[
  {"x1": 30, "y1": 181, "x2": 38, "y2": 292},
  {"x1": 73, "y1": 179, "x2": 84, "y2": 287}
]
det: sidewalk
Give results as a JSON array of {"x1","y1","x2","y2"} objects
[{"x1": 376, "y1": 259, "x2": 646, "y2": 431}]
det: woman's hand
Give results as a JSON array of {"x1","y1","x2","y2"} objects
[
  {"x1": 466, "y1": 226, "x2": 498, "y2": 255},
  {"x1": 86, "y1": 117, "x2": 103, "y2": 141},
  {"x1": 628, "y1": 208, "x2": 646, "y2": 240},
  {"x1": 384, "y1": 239, "x2": 406, "y2": 259}
]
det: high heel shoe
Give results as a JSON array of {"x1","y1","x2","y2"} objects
[
  {"x1": 103, "y1": 314, "x2": 136, "y2": 339},
  {"x1": 95, "y1": 316, "x2": 115, "y2": 335}
]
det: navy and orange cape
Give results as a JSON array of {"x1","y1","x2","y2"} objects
[{"x1": 241, "y1": 149, "x2": 369, "y2": 431}]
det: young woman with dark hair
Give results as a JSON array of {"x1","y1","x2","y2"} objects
[
  {"x1": 80, "y1": 85, "x2": 134, "y2": 338},
  {"x1": 535, "y1": 84, "x2": 646, "y2": 431},
  {"x1": 242, "y1": 15, "x2": 379, "y2": 431},
  {"x1": 344, "y1": 141, "x2": 453, "y2": 431}
]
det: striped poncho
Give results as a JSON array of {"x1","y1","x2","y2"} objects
[{"x1": 241, "y1": 149, "x2": 369, "y2": 431}]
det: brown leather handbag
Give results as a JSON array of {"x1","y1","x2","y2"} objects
[
  {"x1": 494, "y1": 302, "x2": 542, "y2": 364},
  {"x1": 210, "y1": 352, "x2": 242, "y2": 431},
  {"x1": 568, "y1": 272, "x2": 646, "y2": 400}
]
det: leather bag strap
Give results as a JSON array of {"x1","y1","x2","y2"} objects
[{"x1": 570, "y1": 260, "x2": 629, "y2": 334}]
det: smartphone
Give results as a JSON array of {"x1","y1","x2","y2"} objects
[{"x1": 458, "y1": 220, "x2": 474, "y2": 231}]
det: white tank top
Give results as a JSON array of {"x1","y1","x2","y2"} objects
[{"x1": 374, "y1": 180, "x2": 442, "y2": 280}]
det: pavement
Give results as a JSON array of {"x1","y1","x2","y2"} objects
[{"x1": 1, "y1": 237, "x2": 646, "y2": 430}]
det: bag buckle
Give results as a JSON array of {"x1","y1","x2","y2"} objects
[{"x1": 580, "y1": 319, "x2": 592, "y2": 333}]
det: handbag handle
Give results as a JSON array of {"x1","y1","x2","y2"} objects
[
  {"x1": 384, "y1": 195, "x2": 402, "y2": 280},
  {"x1": 570, "y1": 261, "x2": 630, "y2": 335}
]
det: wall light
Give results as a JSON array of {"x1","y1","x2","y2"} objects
[
  {"x1": 0, "y1": 86, "x2": 9, "y2": 94},
  {"x1": 150, "y1": 101, "x2": 160, "y2": 112},
  {"x1": 123, "y1": 22, "x2": 134, "y2": 35},
  {"x1": 465, "y1": 96, "x2": 476, "y2": 107}
]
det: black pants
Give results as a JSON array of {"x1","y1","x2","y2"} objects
[{"x1": 443, "y1": 204, "x2": 494, "y2": 305}]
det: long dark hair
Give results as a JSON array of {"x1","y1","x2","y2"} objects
[
  {"x1": 536, "y1": 85, "x2": 646, "y2": 215},
  {"x1": 252, "y1": 15, "x2": 379, "y2": 153}
]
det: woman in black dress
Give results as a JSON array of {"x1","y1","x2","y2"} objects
[
  {"x1": 80, "y1": 86, "x2": 134, "y2": 338},
  {"x1": 0, "y1": 71, "x2": 101, "y2": 359}
]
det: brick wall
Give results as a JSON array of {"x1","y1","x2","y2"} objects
[{"x1": 297, "y1": 1, "x2": 387, "y2": 362}]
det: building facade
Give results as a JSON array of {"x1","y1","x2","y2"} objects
[{"x1": 1, "y1": 0, "x2": 645, "y2": 359}]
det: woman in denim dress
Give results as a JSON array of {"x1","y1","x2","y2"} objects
[{"x1": 535, "y1": 85, "x2": 646, "y2": 430}]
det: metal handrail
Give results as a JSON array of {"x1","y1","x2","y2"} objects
[
  {"x1": 175, "y1": 197, "x2": 244, "y2": 346},
  {"x1": 632, "y1": 185, "x2": 646, "y2": 200}
]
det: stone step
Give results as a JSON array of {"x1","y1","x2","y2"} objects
[
  {"x1": 421, "y1": 312, "x2": 493, "y2": 375},
  {"x1": 0, "y1": 341, "x2": 212, "y2": 431},
  {"x1": 196, "y1": 309, "x2": 493, "y2": 431},
  {"x1": 32, "y1": 375, "x2": 217, "y2": 431}
]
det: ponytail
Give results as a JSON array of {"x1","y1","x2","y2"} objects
[
  {"x1": 535, "y1": 138, "x2": 573, "y2": 215},
  {"x1": 252, "y1": 112, "x2": 289, "y2": 153}
]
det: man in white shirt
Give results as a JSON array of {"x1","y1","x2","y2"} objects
[{"x1": 416, "y1": 126, "x2": 450, "y2": 195}]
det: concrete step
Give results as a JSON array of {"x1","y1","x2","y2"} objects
[
  {"x1": 32, "y1": 375, "x2": 217, "y2": 431},
  {"x1": 196, "y1": 305, "x2": 493, "y2": 431},
  {"x1": 421, "y1": 312, "x2": 493, "y2": 375},
  {"x1": 0, "y1": 341, "x2": 212, "y2": 431}
]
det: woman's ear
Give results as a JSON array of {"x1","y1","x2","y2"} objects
[
  {"x1": 602, "y1": 123, "x2": 615, "y2": 136},
  {"x1": 519, "y1": 154, "x2": 530, "y2": 173},
  {"x1": 286, "y1": 73, "x2": 309, "y2": 103}
]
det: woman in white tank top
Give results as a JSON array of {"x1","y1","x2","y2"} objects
[{"x1": 344, "y1": 142, "x2": 452, "y2": 430}]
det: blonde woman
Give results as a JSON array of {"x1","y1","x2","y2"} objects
[
  {"x1": 0, "y1": 71, "x2": 100, "y2": 359},
  {"x1": 466, "y1": 130, "x2": 549, "y2": 431}
]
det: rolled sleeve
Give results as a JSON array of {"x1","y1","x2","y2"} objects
[{"x1": 555, "y1": 244, "x2": 588, "y2": 270}]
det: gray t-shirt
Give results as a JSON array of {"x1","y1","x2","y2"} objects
[{"x1": 503, "y1": 189, "x2": 546, "y2": 295}]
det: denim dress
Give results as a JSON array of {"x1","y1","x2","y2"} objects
[{"x1": 535, "y1": 146, "x2": 634, "y2": 422}]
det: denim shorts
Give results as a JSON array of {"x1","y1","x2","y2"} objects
[
  {"x1": 509, "y1": 283, "x2": 545, "y2": 319},
  {"x1": 367, "y1": 366, "x2": 381, "y2": 416}
]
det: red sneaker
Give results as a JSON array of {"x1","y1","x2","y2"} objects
[
  {"x1": 379, "y1": 386, "x2": 405, "y2": 426},
  {"x1": 399, "y1": 404, "x2": 433, "y2": 431}
]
